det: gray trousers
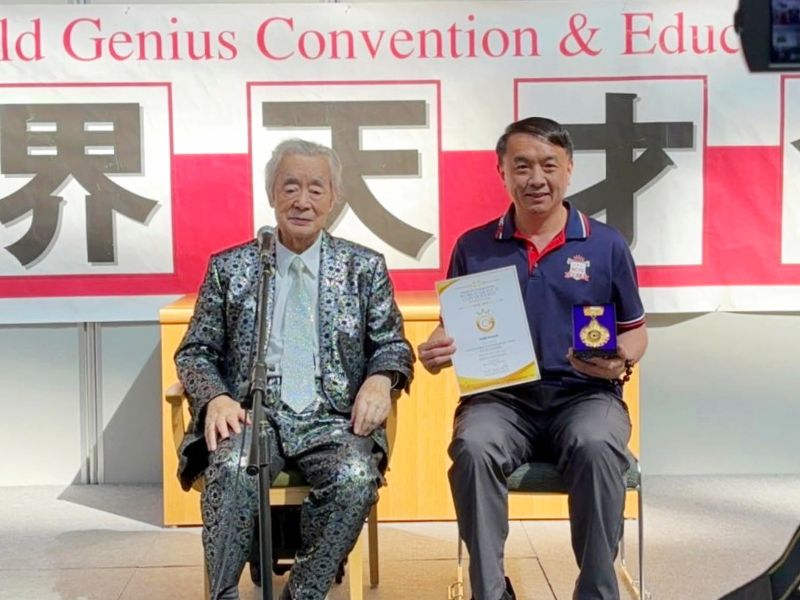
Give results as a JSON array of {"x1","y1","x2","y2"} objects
[
  {"x1": 448, "y1": 385, "x2": 631, "y2": 600},
  {"x1": 201, "y1": 396, "x2": 382, "y2": 600}
]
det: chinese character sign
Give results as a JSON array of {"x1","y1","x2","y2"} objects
[
  {"x1": 250, "y1": 82, "x2": 441, "y2": 270},
  {"x1": 0, "y1": 85, "x2": 172, "y2": 282},
  {"x1": 0, "y1": 103, "x2": 158, "y2": 266},
  {"x1": 263, "y1": 100, "x2": 434, "y2": 259}
]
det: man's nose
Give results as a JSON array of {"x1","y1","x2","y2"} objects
[
  {"x1": 294, "y1": 190, "x2": 312, "y2": 207},
  {"x1": 527, "y1": 167, "x2": 546, "y2": 186}
]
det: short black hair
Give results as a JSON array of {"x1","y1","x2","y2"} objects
[{"x1": 495, "y1": 117, "x2": 574, "y2": 163}]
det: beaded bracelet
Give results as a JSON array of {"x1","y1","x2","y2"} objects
[{"x1": 619, "y1": 359, "x2": 635, "y2": 386}]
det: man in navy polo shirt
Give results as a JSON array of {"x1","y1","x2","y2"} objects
[{"x1": 419, "y1": 117, "x2": 647, "y2": 600}]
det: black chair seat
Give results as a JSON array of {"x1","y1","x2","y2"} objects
[{"x1": 507, "y1": 451, "x2": 641, "y2": 494}]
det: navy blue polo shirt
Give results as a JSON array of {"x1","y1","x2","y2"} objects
[{"x1": 447, "y1": 202, "x2": 645, "y2": 395}]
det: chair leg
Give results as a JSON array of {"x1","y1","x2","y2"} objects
[
  {"x1": 448, "y1": 534, "x2": 465, "y2": 600},
  {"x1": 368, "y1": 504, "x2": 379, "y2": 587},
  {"x1": 638, "y1": 484, "x2": 647, "y2": 600},
  {"x1": 204, "y1": 562, "x2": 210, "y2": 600},
  {"x1": 618, "y1": 484, "x2": 649, "y2": 600},
  {"x1": 619, "y1": 518, "x2": 638, "y2": 599},
  {"x1": 348, "y1": 526, "x2": 364, "y2": 600}
]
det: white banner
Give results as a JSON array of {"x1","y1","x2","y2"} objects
[{"x1": 1, "y1": 2, "x2": 798, "y2": 322}]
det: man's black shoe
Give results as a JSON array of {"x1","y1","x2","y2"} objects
[
  {"x1": 502, "y1": 577, "x2": 516, "y2": 600},
  {"x1": 472, "y1": 577, "x2": 516, "y2": 600}
]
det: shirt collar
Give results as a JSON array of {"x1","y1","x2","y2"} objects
[
  {"x1": 275, "y1": 232, "x2": 322, "y2": 279},
  {"x1": 494, "y1": 201, "x2": 590, "y2": 241}
]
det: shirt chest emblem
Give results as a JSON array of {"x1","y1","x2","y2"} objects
[{"x1": 565, "y1": 255, "x2": 591, "y2": 282}]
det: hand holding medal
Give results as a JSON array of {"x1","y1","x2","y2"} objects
[{"x1": 568, "y1": 303, "x2": 634, "y2": 384}]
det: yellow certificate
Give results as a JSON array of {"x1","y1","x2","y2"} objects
[{"x1": 436, "y1": 266, "x2": 540, "y2": 396}]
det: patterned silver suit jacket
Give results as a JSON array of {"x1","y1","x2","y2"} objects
[{"x1": 175, "y1": 230, "x2": 414, "y2": 490}]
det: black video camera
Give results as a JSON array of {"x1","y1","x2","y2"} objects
[{"x1": 736, "y1": 0, "x2": 800, "y2": 71}]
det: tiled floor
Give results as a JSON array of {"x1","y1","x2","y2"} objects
[{"x1": 1, "y1": 476, "x2": 799, "y2": 599}]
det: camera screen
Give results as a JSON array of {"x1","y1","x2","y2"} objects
[{"x1": 772, "y1": 0, "x2": 800, "y2": 64}]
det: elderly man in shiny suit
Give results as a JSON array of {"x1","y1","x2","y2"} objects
[{"x1": 175, "y1": 138, "x2": 414, "y2": 600}]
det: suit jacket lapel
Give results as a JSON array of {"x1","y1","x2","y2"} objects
[
  {"x1": 318, "y1": 231, "x2": 338, "y2": 366},
  {"x1": 263, "y1": 233, "x2": 278, "y2": 354}
]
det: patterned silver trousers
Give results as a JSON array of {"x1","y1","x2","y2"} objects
[{"x1": 201, "y1": 395, "x2": 383, "y2": 600}]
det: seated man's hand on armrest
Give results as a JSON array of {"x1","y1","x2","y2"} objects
[
  {"x1": 351, "y1": 374, "x2": 392, "y2": 437},
  {"x1": 205, "y1": 394, "x2": 249, "y2": 452}
]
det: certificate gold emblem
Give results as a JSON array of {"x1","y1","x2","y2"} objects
[
  {"x1": 579, "y1": 306, "x2": 610, "y2": 348},
  {"x1": 476, "y1": 309, "x2": 496, "y2": 333}
]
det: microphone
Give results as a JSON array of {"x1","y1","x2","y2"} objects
[{"x1": 257, "y1": 225, "x2": 274, "y2": 254}]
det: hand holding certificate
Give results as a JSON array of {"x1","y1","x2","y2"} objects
[{"x1": 436, "y1": 266, "x2": 540, "y2": 396}]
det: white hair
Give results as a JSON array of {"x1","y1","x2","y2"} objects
[{"x1": 264, "y1": 138, "x2": 343, "y2": 204}]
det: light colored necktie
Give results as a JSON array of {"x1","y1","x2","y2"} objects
[{"x1": 280, "y1": 256, "x2": 317, "y2": 413}]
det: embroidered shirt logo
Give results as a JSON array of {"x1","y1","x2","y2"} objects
[{"x1": 565, "y1": 255, "x2": 591, "y2": 282}]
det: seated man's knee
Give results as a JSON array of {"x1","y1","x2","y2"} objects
[
  {"x1": 325, "y1": 456, "x2": 380, "y2": 507},
  {"x1": 448, "y1": 425, "x2": 506, "y2": 475},
  {"x1": 570, "y1": 430, "x2": 625, "y2": 467},
  {"x1": 205, "y1": 443, "x2": 244, "y2": 485},
  {"x1": 202, "y1": 439, "x2": 254, "y2": 521}
]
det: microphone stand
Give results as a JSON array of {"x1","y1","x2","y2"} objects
[{"x1": 244, "y1": 246, "x2": 274, "y2": 600}]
